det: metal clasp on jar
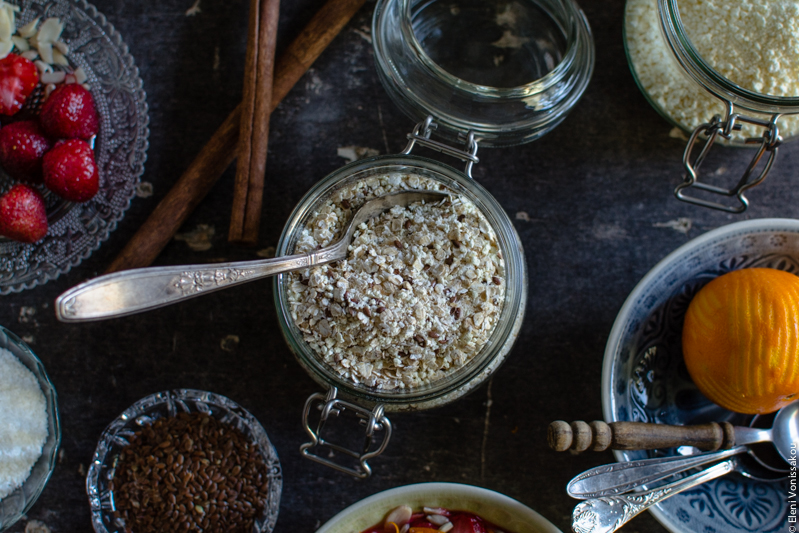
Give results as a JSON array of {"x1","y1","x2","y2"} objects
[
  {"x1": 674, "y1": 102, "x2": 783, "y2": 213},
  {"x1": 300, "y1": 387, "x2": 392, "y2": 478},
  {"x1": 403, "y1": 116, "x2": 479, "y2": 178}
]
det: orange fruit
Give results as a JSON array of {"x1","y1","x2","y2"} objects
[{"x1": 683, "y1": 268, "x2": 799, "y2": 414}]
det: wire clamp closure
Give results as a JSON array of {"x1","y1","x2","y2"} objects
[
  {"x1": 402, "y1": 116, "x2": 480, "y2": 178},
  {"x1": 675, "y1": 105, "x2": 782, "y2": 213},
  {"x1": 299, "y1": 387, "x2": 392, "y2": 478}
]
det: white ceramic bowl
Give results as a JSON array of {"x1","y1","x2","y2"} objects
[{"x1": 316, "y1": 482, "x2": 562, "y2": 533}]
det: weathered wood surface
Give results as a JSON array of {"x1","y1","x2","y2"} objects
[{"x1": 4, "y1": 1, "x2": 798, "y2": 532}]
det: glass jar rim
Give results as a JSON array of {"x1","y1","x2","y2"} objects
[
  {"x1": 273, "y1": 155, "x2": 526, "y2": 406},
  {"x1": 660, "y1": 0, "x2": 799, "y2": 114},
  {"x1": 395, "y1": 0, "x2": 582, "y2": 97},
  {"x1": 372, "y1": 0, "x2": 595, "y2": 146}
]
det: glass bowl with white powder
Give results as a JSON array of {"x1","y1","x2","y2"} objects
[
  {"x1": 273, "y1": 139, "x2": 526, "y2": 477},
  {"x1": 624, "y1": 0, "x2": 799, "y2": 211},
  {"x1": 0, "y1": 326, "x2": 60, "y2": 532}
]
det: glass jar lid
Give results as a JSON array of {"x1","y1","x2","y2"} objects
[{"x1": 372, "y1": 0, "x2": 595, "y2": 146}]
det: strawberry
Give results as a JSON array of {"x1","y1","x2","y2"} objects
[
  {"x1": 0, "y1": 121, "x2": 53, "y2": 182},
  {"x1": 450, "y1": 514, "x2": 487, "y2": 533},
  {"x1": 0, "y1": 183, "x2": 48, "y2": 243},
  {"x1": 0, "y1": 54, "x2": 39, "y2": 116},
  {"x1": 39, "y1": 83, "x2": 99, "y2": 140},
  {"x1": 42, "y1": 139, "x2": 99, "y2": 202}
]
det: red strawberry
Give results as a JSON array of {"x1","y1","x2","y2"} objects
[
  {"x1": 450, "y1": 514, "x2": 487, "y2": 533},
  {"x1": 39, "y1": 84, "x2": 99, "y2": 140},
  {"x1": 42, "y1": 139, "x2": 99, "y2": 202},
  {"x1": 0, "y1": 54, "x2": 38, "y2": 116},
  {"x1": 0, "y1": 184, "x2": 48, "y2": 243},
  {"x1": 0, "y1": 121, "x2": 53, "y2": 182}
]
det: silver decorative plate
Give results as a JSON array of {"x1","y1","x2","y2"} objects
[
  {"x1": 602, "y1": 218, "x2": 795, "y2": 533},
  {"x1": 0, "y1": 0, "x2": 148, "y2": 294},
  {"x1": 86, "y1": 389, "x2": 283, "y2": 533}
]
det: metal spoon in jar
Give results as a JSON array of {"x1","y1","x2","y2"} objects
[{"x1": 55, "y1": 190, "x2": 447, "y2": 322}]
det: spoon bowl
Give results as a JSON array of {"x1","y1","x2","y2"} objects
[
  {"x1": 770, "y1": 399, "x2": 799, "y2": 464},
  {"x1": 55, "y1": 190, "x2": 448, "y2": 322}
]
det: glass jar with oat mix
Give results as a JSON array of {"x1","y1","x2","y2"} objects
[
  {"x1": 625, "y1": 0, "x2": 799, "y2": 212},
  {"x1": 271, "y1": 0, "x2": 593, "y2": 478},
  {"x1": 274, "y1": 118, "x2": 526, "y2": 479}
]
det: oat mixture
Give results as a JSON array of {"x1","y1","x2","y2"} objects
[
  {"x1": 287, "y1": 173, "x2": 505, "y2": 390},
  {"x1": 626, "y1": 0, "x2": 799, "y2": 140}
]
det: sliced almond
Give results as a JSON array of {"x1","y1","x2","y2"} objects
[
  {"x1": 37, "y1": 17, "x2": 63, "y2": 43},
  {"x1": 52, "y1": 48, "x2": 68, "y2": 66},
  {"x1": 427, "y1": 514, "x2": 449, "y2": 526},
  {"x1": 384, "y1": 505, "x2": 413, "y2": 528},
  {"x1": 34, "y1": 59, "x2": 51, "y2": 74},
  {"x1": 11, "y1": 35, "x2": 28, "y2": 51},
  {"x1": 18, "y1": 17, "x2": 40, "y2": 39},
  {"x1": 74, "y1": 67, "x2": 87, "y2": 84},
  {"x1": 40, "y1": 70, "x2": 65, "y2": 84},
  {"x1": 36, "y1": 41, "x2": 53, "y2": 64}
]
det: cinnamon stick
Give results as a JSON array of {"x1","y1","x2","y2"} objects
[
  {"x1": 229, "y1": 0, "x2": 280, "y2": 245},
  {"x1": 105, "y1": 0, "x2": 368, "y2": 274}
]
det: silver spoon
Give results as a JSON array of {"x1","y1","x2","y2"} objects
[
  {"x1": 55, "y1": 190, "x2": 447, "y2": 322},
  {"x1": 566, "y1": 444, "x2": 787, "y2": 500},
  {"x1": 566, "y1": 401, "x2": 797, "y2": 499},
  {"x1": 571, "y1": 457, "x2": 741, "y2": 533}
]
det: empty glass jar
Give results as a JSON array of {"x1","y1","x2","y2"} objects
[{"x1": 373, "y1": 0, "x2": 595, "y2": 146}]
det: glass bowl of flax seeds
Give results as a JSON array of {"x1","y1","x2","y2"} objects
[{"x1": 87, "y1": 389, "x2": 282, "y2": 533}]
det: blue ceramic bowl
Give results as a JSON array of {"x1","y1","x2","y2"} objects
[{"x1": 602, "y1": 218, "x2": 796, "y2": 533}]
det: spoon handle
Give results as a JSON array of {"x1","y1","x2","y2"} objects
[
  {"x1": 55, "y1": 244, "x2": 345, "y2": 322},
  {"x1": 548, "y1": 420, "x2": 735, "y2": 453},
  {"x1": 571, "y1": 459, "x2": 735, "y2": 533},
  {"x1": 567, "y1": 446, "x2": 747, "y2": 499}
]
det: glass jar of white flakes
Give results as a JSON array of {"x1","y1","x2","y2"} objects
[
  {"x1": 273, "y1": 117, "x2": 527, "y2": 478},
  {"x1": 373, "y1": 0, "x2": 595, "y2": 146},
  {"x1": 625, "y1": 0, "x2": 799, "y2": 212}
]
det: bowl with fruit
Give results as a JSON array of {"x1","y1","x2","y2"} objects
[
  {"x1": 602, "y1": 218, "x2": 798, "y2": 533},
  {"x1": 316, "y1": 483, "x2": 561, "y2": 533},
  {"x1": 0, "y1": 0, "x2": 148, "y2": 294}
]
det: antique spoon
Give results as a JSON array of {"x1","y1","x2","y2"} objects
[
  {"x1": 55, "y1": 190, "x2": 447, "y2": 322},
  {"x1": 571, "y1": 457, "x2": 741, "y2": 533},
  {"x1": 566, "y1": 444, "x2": 788, "y2": 500}
]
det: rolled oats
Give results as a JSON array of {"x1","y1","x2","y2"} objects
[{"x1": 287, "y1": 174, "x2": 505, "y2": 390}]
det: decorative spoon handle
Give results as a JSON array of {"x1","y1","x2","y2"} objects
[
  {"x1": 567, "y1": 446, "x2": 747, "y2": 499},
  {"x1": 571, "y1": 459, "x2": 735, "y2": 533},
  {"x1": 55, "y1": 243, "x2": 346, "y2": 322}
]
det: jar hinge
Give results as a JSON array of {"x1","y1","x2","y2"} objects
[
  {"x1": 675, "y1": 105, "x2": 782, "y2": 213},
  {"x1": 402, "y1": 116, "x2": 480, "y2": 178},
  {"x1": 299, "y1": 387, "x2": 392, "y2": 478}
]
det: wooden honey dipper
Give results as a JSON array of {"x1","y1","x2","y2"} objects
[{"x1": 547, "y1": 420, "x2": 737, "y2": 453}]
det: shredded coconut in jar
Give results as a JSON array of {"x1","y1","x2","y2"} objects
[
  {"x1": 0, "y1": 348, "x2": 48, "y2": 501},
  {"x1": 287, "y1": 173, "x2": 505, "y2": 390},
  {"x1": 625, "y1": 0, "x2": 799, "y2": 140}
]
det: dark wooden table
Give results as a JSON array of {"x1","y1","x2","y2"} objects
[{"x1": 4, "y1": 1, "x2": 798, "y2": 532}]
